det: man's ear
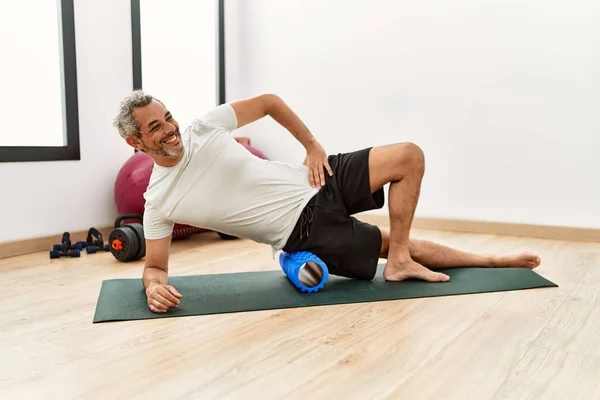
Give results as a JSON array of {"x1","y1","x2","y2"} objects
[{"x1": 125, "y1": 135, "x2": 143, "y2": 151}]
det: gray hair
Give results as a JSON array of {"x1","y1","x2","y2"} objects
[{"x1": 113, "y1": 90, "x2": 163, "y2": 138}]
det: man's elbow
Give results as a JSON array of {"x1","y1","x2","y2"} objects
[
  {"x1": 259, "y1": 93, "x2": 280, "y2": 102},
  {"x1": 260, "y1": 93, "x2": 284, "y2": 114}
]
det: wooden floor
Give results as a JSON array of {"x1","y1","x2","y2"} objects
[{"x1": 1, "y1": 225, "x2": 599, "y2": 399}]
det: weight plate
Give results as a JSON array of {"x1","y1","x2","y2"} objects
[
  {"x1": 109, "y1": 227, "x2": 139, "y2": 262},
  {"x1": 129, "y1": 223, "x2": 146, "y2": 260},
  {"x1": 127, "y1": 226, "x2": 140, "y2": 261}
]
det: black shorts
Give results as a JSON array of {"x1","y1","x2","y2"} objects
[{"x1": 282, "y1": 147, "x2": 385, "y2": 280}]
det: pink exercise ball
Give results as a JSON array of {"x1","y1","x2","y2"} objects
[{"x1": 114, "y1": 152, "x2": 153, "y2": 216}]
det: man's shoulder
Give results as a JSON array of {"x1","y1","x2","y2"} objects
[{"x1": 192, "y1": 103, "x2": 237, "y2": 133}]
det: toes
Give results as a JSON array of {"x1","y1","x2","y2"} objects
[
  {"x1": 529, "y1": 256, "x2": 541, "y2": 267},
  {"x1": 432, "y1": 272, "x2": 450, "y2": 282},
  {"x1": 417, "y1": 271, "x2": 450, "y2": 282}
]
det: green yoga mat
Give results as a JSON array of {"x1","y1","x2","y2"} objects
[{"x1": 93, "y1": 264, "x2": 557, "y2": 323}]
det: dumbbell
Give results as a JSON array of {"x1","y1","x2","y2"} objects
[
  {"x1": 109, "y1": 214, "x2": 146, "y2": 262},
  {"x1": 52, "y1": 241, "x2": 87, "y2": 251},
  {"x1": 85, "y1": 227, "x2": 110, "y2": 254},
  {"x1": 50, "y1": 248, "x2": 81, "y2": 259}
]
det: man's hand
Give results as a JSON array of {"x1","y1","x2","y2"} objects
[
  {"x1": 145, "y1": 283, "x2": 183, "y2": 313},
  {"x1": 303, "y1": 142, "x2": 333, "y2": 188}
]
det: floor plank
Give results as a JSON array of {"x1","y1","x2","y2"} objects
[
  {"x1": 0, "y1": 336, "x2": 90, "y2": 390},
  {"x1": 383, "y1": 242, "x2": 597, "y2": 400},
  {"x1": 532, "y1": 255, "x2": 600, "y2": 357},
  {"x1": 0, "y1": 229, "x2": 598, "y2": 399},
  {"x1": 492, "y1": 346, "x2": 600, "y2": 400}
]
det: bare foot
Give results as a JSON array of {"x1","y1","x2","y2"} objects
[
  {"x1": 384, "y1": 259, "x2": 450, "y2": 282},
  {"x1": 490, "y1": 252, "x2": 541, "y2": 269}
]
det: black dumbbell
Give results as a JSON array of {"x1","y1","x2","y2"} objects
[
  {"x1": 50, "y1": 248, "x2": 81, "y2": 259},
  {"x1": 52, "y1": 239, "x2": 86, "y2": 252},
  {"x1": 109, "y1": 214, "x2": 146, "y2": 262}
]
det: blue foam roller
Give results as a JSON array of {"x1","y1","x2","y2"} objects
[{"x1": 278, "y1": 251, "x2": 329, "y2": 293}]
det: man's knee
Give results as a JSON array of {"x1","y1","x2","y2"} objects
[
  {"x1": 396, "y1": 142, "x2": 425, "y2": 174},
  {"x1": 367, "y1": 142, "x2": 425, "y2": 190},
  {"x1": 408, "y1": 239, "x2": 424, "y2": 259}
]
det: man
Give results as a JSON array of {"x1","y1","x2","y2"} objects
[{"x1": 114, "y1": 90, "x2": 541, "y2": 313}]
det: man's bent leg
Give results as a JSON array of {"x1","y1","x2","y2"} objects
[
  {"x1": 378, "y1": 228, "x2": 541, "y2": 271},
  {"x1": 368, "y1": 143, "x2": 449, "y2": 282}
]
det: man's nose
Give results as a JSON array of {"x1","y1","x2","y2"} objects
[{"x1": 165, "y1": 121, "x2": 176, "y2": 133}]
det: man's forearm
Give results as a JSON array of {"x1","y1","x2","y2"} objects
[
  {"x1": 143, "y1": 266, "x2": 168, "y2": 290},
  {"x1": 265, "y1": 95, "x2": 319, "y2": 150}
]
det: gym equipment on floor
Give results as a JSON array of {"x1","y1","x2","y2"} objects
[
  {"x1": 85, "y1": 227, "x2": 110, "y2": 254},
  {"x1": 109, "y1": 214, "x2": 146, "y2": 262},
  {"x1": 49, "y1": 232, "x2": 82, "y2": 258},
  {"x1": 279, "y1": 251, "x2": 329, "y2": 293},
  {"x1": 92, "y1": 265, "x2": 557, "y2": 323}
]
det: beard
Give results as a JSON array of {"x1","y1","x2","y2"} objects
[
  {"x1": 140, "y1": 133, "x2": 183, "y2": 158},
  {"x1": 141, "y1": 142, "x2": 182, "y2": 157}
]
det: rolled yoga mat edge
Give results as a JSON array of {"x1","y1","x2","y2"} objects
[{"x1": 93, "y1": 264, "x2": 558, "y2": 323}]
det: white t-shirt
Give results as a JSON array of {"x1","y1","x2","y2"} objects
[{"x1": 142, "y1": 103, "x2": 319, "y2": 253}]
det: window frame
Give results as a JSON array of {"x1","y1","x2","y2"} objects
[{"x1": 130, "y1": 0, "x2": 226, "y2": 104}]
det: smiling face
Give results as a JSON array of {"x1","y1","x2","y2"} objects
[{"x1": 125, "y1": 100, "x2": 184, "y2": 166}]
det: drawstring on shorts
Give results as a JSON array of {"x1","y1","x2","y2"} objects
[{"x1": 299, "y1": 206, "x2": 313, "y2": 240}]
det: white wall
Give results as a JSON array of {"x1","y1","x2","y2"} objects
[
  {"x1": 0, "y1": 0, "x2": 134, "y2": 243},
  {"x1": 229, "y1": 0, "x2": 600, "y2": 229},
  {"x1": 140, "y1": 0, "x2": 217, "y2": 129}
]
